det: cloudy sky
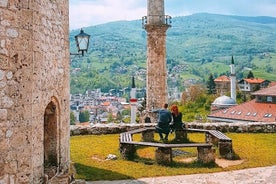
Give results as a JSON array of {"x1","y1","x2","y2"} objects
[{"x1": 69, "y1": 0, "x2": 276, "y2": 30}]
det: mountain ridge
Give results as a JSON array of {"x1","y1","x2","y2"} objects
[{"x1": 70, "y1": 13, "x2": 276, "y2": 94}]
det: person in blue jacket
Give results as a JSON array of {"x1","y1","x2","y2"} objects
[{"x1": 152, "y1": 103, "x2": 172, "y2": 141}]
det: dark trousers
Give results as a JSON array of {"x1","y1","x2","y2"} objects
[{"x1": 155, "y1": 124, "x2": 169, "y2": 140}]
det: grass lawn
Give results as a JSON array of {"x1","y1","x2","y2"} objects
[{"x1": 70, "y1": 133, "x2": 276, "y2": 181}]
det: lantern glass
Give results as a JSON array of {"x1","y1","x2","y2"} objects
[{"x1": 75, "y1": 29, "x2": 90, "y2": 54}]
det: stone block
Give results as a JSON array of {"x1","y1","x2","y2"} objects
[
  {"x1": 218, "y1": 141, "x2": 233, "y2": 159},
  {"x1": 0, "y1": 109, "x2": 7, "y2": 121},
  {"x1": 174, "y1": 130, "x2": 187, "y2": 142},
  {"x1": 155, "y1": 147, "x2": 172, "y2": 165},
  {"x1": 119, "y1": 144, "x2": 136, "y2": 160},
  {"x1": 142, "y1": 130, "x2": 154, "y2": 142},
  {"x1": 205, "y1": 132, "x2": 219, "y2": 145},
  {"x1": 197, "y1": 146, "x2": 215, "y2": 164}
]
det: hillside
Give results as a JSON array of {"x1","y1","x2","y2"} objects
[{"x1": 69, "y1": 13, "x2": 276, "y2": 94}]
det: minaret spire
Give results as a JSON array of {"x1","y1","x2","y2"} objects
[
  {"x1": 130, "y1": 76, "x2": 137, "y2": 124},
  {"x1": 230, "y1": 56, "x2": 236, "y2": 102},
  {"x1": 132, "y1": 76, "x2": 135, "y2": 88}
]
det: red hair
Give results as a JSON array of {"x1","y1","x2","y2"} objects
[{"x1": 171, "y1": 105, "x2": 179, "y2": 116}]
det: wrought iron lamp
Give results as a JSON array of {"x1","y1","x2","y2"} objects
[{"x1": 71, "y1": 28, "x2": 90, "y2": 56}]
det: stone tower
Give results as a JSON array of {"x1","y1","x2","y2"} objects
[
  {"x1": 143, "y1": 0, "x2": 171, "y2": 110},
  {"x1": 0, "y1": 0, "x2": 70, "y2": 183}
]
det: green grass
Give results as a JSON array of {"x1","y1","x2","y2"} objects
[
  {"x1": 251, "y1": 53, "x2": 276, "y2": 81},
  {"x1": 70, "y1": 133, "x2": 276, "y2": 181}
]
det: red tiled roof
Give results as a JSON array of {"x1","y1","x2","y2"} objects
[
  {"x1": 268, "y1": 81, "x2": 276, "y2": 87},
  {"x1": 214, "y1": 75, "x2": 230, "y2": 82},
  {"x1": 244, "y1": 78, "x2": 265, "y2": 84},
  {"x1": 75, "y1": 122, "x2": 90, "y2": 126},
  {"x1": 252, "y1": 85, "x2": 276, "y2": 96},
  {"x1": 208, "y1": 99, "x2": 276, "y2": 122},
  {"x1": 101, "y1": 101, "x2": 111, "y2": 106}
]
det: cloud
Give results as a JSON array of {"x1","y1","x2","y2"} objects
[
  {"x1": 165, "y1": 0, "x2": 276, "y2": 17},
  {"x1": 69, "y1": 0, "x2": 146, "y2": 30},
  {"x1": 69, "y1": 0, "x2": 276, "y2": 30}
]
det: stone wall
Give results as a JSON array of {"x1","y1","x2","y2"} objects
[
  {"x1": 0, "y1": 0, "x2": 70, "y2": 183},
  {"x1": 70, "y1": 122, "x2": 276, "y2": 136}
]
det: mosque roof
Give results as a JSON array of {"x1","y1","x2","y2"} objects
[
  {"x1": 208, "y1": 99, "x2": 276, "y2": 122},
  {"x1": 212, "y1": 95, "x2": 236, "y2": 107},
  {"x1": 208, "y1": 85, "x2": 276, "y2": 122}
]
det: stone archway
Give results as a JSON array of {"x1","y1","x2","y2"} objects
[{"x1": 44, "y1": 97, "x2": 60, "y2": 178}]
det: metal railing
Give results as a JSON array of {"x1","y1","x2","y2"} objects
[{"x1": 142, "y1": 15, "x2": 172, "y2": 28}]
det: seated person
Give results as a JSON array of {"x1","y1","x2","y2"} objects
[
  {"x1": 170, "y1": 105, "x2": 184, "y2": 131},
  {"x1": 152, "y1": 103, "x2": 172, "y2": 141}
]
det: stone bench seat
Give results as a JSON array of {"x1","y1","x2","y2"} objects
[
  {"x1": 207, "y1": 130, "x2": 232, "y2": 141},
  {"x1": 182, "y1": 128, "x2": 233, "y2": 159},
  {"x1": 183, "y1": 128, "x2": 231, "y2": 141},
  {"x1": 121, "y1": 141, "x2": 212, "y2": 148},
  {"x1": 119, "y1": 130, "x2": 215, "y2": 165}
]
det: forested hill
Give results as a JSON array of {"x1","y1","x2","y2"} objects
[
  {"x1": 69, "y1": 13, "x2": 276, "y2": 94},
  {"x1": 167, "y1": 13, "x2": 276, "y2": 61}
]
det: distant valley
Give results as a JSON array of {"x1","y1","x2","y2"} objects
[{"x1": 69, "y1": 13, "x2": 276, "y2": 94}]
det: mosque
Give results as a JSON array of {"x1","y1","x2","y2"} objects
[{"x1": 208, "y1": 57, "x2": 276, "y2": 123}]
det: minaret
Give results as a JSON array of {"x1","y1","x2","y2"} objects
[
  {"x1": 230, "y1": 56, "x2": 236, "y2": 102},
  {"x1": 130, "y1": 76, "x2": 137, "y2": 124},
  {"x1": 143, "y1": 0, "x2": 171, "y2": 110}
]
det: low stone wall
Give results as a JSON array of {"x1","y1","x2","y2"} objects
[{"x1": 70, "y1": 122, "x2": 276, "y2": 136}]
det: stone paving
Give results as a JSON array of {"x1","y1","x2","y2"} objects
[{"x1": 86, "y1": 165, "x2": 276, "y2": 184}]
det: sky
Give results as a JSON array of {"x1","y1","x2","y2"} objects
[{"x1": 69, "y1": 0, "x2": 276, "y2": 30}]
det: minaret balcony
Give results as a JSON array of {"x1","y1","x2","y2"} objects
[{"x1": 142, "y1": 15, "x2": 172, "y2": 29}]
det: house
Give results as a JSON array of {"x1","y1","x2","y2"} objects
[
  {"x1": 238, "y1": 78, "x2": 270, "y2": 93},
  {"x1": 208, "y1": 85, "x2": 276, "y2": 122},
  {"x1": 214, "y1": 75, "x2": 230, "y2": 95}
]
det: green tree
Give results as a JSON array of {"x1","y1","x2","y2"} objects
[
  {"x1": 206, "y1": 74, "x2": 216, "y2": 94},
  {"x1": 121, "y1": 109, "x2": 131, "y2": 116},
  {"x1": 79, "y1": 110, "x2": 90, "y2": 123},
  {"x1": 116, "y1": 111, "x2": 122, "y2": 122},
  {"x1": 247, "y1": 71, "x2": 254, "y2": 78},
  {"x1": 107, "y1": 113, "x2": 113, "y2": 123},
  {"x1": 180, "y1": 84, "x2": 217, "y2": 122},
  {"x1": 138, "y1": 95, "x2": 146, "y2": 113},
  {"x1": 70, "y1": 111, "x2": 76, "y2": 125},
  {"x1": 265, "y1": 64, "x2": 273, "y2": 73}
]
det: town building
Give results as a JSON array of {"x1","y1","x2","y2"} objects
[
  {"x1": 214, "y1": 75, "x2": 231, "y2": 95},
  {"x1": 238, "y1": 78, "x2": 270, "y2": 93},
  {"x1": 208, "y1": 85, "x2": 276, "y2": 122}
]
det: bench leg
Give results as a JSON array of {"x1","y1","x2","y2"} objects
[
  {"x1": 142, "y1": 130, "x2": 154, "y2": 142},
  {"x1": 175, "y1": 130, "x2": 187, "y2": 142},
  {"x1": 197, "y1": 146, "x2": 215, "y2": 164},
  {"x1": 205, "y1": 132, "x2": 219, "y2": 145},
  {"x1": 219, "y1": 141, "x2": 233, "y2": 159},
  {"x1": 119, "y1": 144, "x2": 136, "y2": 160},
  {"x1": 155, "y1": 147, "x2": 172, "y2": 165}
]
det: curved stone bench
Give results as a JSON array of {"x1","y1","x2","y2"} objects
[{"x1": 119, "y1": 128, "x2": 215, "y2": 165}]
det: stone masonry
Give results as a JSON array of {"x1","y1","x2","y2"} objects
[
  {"x1": 144, "y1": 0, "x2": 170, "y2": 110},
  {"x1": 0, "y1": 0, "x2": 70, "y2": 183}
]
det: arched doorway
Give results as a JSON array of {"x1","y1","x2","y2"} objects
[{"x1": 44, "y1": 97, "x2": 60, "y2": 178}]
